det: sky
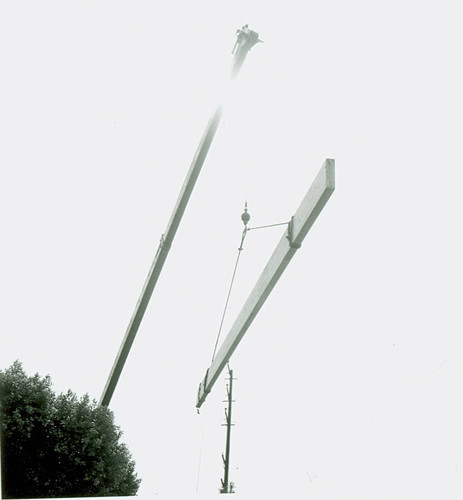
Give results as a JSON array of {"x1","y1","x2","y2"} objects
[{"x1": 1, "y1": 1, "x2": 463, "y2": 499}]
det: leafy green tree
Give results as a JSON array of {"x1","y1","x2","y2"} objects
[{"x1": 0, "y1": 361, "x2": 140, "y2": 498}]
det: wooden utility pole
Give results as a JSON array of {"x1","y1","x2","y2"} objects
[
  {"x1": 99, "y1": 26, "x2": 262, "y2": 408},
  {"x1": 220, "y1": 367, "x2": 235, "y2": 494},
  {"x1": 197, "y1": 159, "x2": 335, "y2": 408}
]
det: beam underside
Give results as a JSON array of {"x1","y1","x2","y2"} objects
[{"x1": 196, "y1": 159, "x2": 335, "y2": 408}]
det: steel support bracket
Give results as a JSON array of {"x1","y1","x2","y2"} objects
[{"x1": 287, "y1": 216, "x2": 302, "y2": 249}]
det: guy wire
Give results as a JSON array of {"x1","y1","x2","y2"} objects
[{"x1": 211, "y1": 227, "x2": 248, "y2": 362}]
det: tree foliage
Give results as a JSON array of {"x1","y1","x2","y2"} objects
[{"x1": 0, "y1": 361, "x2": 140, "y2": 498}]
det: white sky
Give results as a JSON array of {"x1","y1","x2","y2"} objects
[{"x1": 1, "y1": 1, "x2": 463, "y2": 499}]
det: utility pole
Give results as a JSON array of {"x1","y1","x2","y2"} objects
[{"x1": 220, "y1": 367, "x2": 235, "y2": 494}]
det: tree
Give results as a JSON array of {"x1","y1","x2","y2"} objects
[{"x1": 0, "y1": 361, "x2": 141, "y2": 498}]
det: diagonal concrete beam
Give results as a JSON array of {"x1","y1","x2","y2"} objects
[
  {"x1": 99, "y1": 29, "x2": 261, "y2": 408},
  {"x1": 196, "y1": 159, "x2": 335, "y2": 408}
]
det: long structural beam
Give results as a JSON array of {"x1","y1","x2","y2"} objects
[
  {"x1": 100, "y1": 27, "x2": 262, "y2": 407},
  {"x1": 196, "y1": 159, "x2": 335, "y2": 408}
]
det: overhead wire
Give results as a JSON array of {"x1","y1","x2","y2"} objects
[
  {"x1": 247, "y1": 221, "x2": 289, "y2": 231},
  {"x1": 195, "y1": 422, "x2": 204, "y2": 494},
  {"x1": 211, "y1": 224, "x2": 248, "y2": 362},
  {"x1": 211, "y1": 203, "x2": 251, "y2": 362}
]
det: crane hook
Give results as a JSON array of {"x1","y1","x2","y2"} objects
[{"x1": 241, "y1": 202, "x2": 251, "y2": 226}]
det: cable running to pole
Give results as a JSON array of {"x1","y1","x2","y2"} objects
[{"x1": 211, "y1": 203, "x2": 251, "y2": 362}]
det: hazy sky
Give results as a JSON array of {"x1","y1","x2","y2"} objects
[{"x1": 1, "y1": 1, "x2": 463, "y2": 499}]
